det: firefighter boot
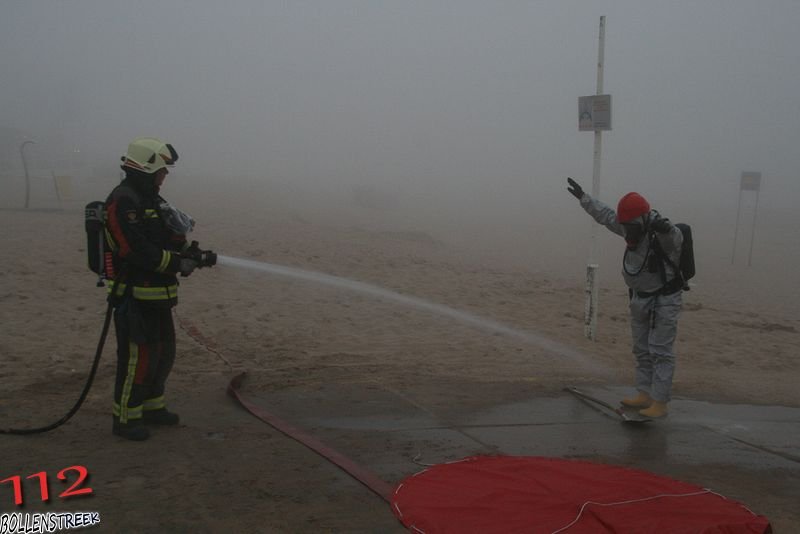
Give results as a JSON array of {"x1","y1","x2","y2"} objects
[
  {"x1": 143, "y1": 408, "x2": 180, "y2": 426},
  {"x1": 112, "y1": 418, "x2": 150, "y2": 441},
  {"x1": 639, "y1": 401, "x2": 669, "y2": 419},
  {"x1": 621, "y1": 391, "x2": 652, "y2": 408}
]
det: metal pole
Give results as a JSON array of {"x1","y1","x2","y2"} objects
[
  {"x1": 747, "y1": 188, "x2": 760, "y2": 266},
  {"x1": 585, "y1": 15, "x2": 605, "y2": 341},
  {"x1": 52, "y1": 171, "x2": 62, "y2": 206},
  {"x1": 731, "y1": 188, "x2": 743, "y2": 264},
  {"x1": 20, "y1": 140, "x2": 35, "y2": 209}
]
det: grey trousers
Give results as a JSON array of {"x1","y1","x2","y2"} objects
[{"x1": 629, "y1": 290, "x2": 682, "y2": 403}]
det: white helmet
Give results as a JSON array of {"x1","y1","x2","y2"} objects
[{"x1": 121, "y1": 137, "x2": 178, "y2": 174}]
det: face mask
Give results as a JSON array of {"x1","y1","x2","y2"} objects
[{"x1": 622, "y1": 221, "x2": 645, "y2": 249}]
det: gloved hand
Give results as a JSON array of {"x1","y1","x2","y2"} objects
[
  {"x1": 567, "y1": 177, "x2": 584, "y2": 199},
  {"x1": 650, "y1": 215, "x2": 672, "y2": 233},
  {"x1": 184, "y1": 240, "x2": 201, "y2": 257},
  {"x1": 179, "y1": 258, "x2": 198, "y2": 277},
  {"x1": 182, "y1": 240, "x2": 217, "y2": 268}
]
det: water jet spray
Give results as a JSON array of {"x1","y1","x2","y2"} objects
[{"x1": 216, "y1": 255, "x2": 610, "y2": 377}]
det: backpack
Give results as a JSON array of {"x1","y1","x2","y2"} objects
[
  {"x1": 84, "y1": 201, "x2": 107, "y2": 284},
  {"x1": 85, "y1": 185, "x2": 146, "y2": 286},
  {"x1": 652, "y1": 223, "x2": 695, "y2": 290}
]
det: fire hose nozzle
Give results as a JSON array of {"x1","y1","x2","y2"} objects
[
  {"x1": 199, "y1": 250, "x2": 217, "y2": 267},
  {"x1": 186, "y1": 241, "x2": 217, "y2": 268}
]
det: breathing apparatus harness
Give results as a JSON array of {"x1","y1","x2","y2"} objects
[
  {"x1": 622, "y1": 211, "x2": 694, "y2": 298},
  {"x1": 622, "y1": 214, "x2": 655, "y2": 278},
  {"x1": 0, "y1": 200, "x2": 215, "y2": 435}
]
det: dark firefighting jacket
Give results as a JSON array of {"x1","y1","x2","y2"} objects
[{"x1": 104, "y1": 173, "x2": 188, "y2": 307}]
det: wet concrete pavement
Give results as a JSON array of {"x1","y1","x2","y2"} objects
[{"x1": 248, "y1": 381, "x2": 800, "y2": 530}]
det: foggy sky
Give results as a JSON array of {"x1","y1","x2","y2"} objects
[{"x1": 2, "y1": 1, "x2": 799, "y2": 214}]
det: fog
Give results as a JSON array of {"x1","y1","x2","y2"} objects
[{"x1": 2, "y1": 1, "x2": 799, "y2": 301}]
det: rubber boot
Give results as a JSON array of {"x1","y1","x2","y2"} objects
[
  {"x1": 143, "y1": 408, "x2": 180, "y2": 426},
  {"x1": 112, "y1": 418, "x2": 150, "y2": 441},
  {"x1": 621, "y1": 391, "x2": 652, "y2": 408},
  {"x1": 639, "y1": 401, "x2": 668, "y2": 419}
]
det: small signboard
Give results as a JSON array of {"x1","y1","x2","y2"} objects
[
  {"x1": 579, "y1": 94, "x2": 612, "y2": 131},
  {"x1": 740, "y1": 172, "x2": 761, "y2": 191}
]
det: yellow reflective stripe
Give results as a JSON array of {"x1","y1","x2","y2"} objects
[
  {"x1": 143, "y1": 396, "x2": 165, "y2": 411},
  {"x1": 107, "y1": 283, "x2": 178, "y2": 300},
  {"x1": 118, "y1": 342, "x2": 140, "y2": 424},
  {"x1": 113, "y1": 402, "x2": 142, "y2": 419},
  {"x1": 133, "y1": 285, "x2": 177, "y2": 301},
  {"x1": 144, "y1": 209, "x2": 159, "y2": 218},
  {"x1": 156, "y1": 250, "x2": 171, "y2": 273},
  {"x1": 108, "y1": 281, "x2": 126, "y2": 297},
  {"x1": 104, "y1": 228, "x2": 118, "y2": 252}
]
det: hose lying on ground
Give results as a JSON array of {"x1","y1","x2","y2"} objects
[{"x1": 0, "y1": 302, "x2": 113, "y2": 435}]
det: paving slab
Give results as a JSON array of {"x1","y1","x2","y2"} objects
[{"x1": 245, "y1": 381, "x2": 800, "y2": 528}]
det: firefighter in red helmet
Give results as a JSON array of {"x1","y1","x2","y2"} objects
[
  {"x1": 567, "y1": 178, "x2": 684, "y2": 419},
  {"x1": 104, "y1": 137, "x2": 215, "y2": 440}
]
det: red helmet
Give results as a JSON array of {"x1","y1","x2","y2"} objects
[{"x1": 617, "y1": 192, "x2": 650, "y2": 223}]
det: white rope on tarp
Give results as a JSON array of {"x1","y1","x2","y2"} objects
[
  {"x1": 550, "y1": 488, "x2": 737, "y2": 534},
  {"x1": 395, "y1": 459, "x2": 764, "y2": 534},
  {"x1": 412, "y1": 451, "x2": 437, "y2": 467}
]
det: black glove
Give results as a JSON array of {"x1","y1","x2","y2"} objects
[
  {"x1": 567, "y1": 177, "x2": 584, "y2": 199},
  {"x1": 184, "y1": 240, "x2": 201, "y2": 257},
  {"x1": 182, "y1": 240, "x2": 217, "y2": 268},
  {"x1": 650, "y1": 215, "x2": 672, "y2": 233},
  {"x1": 179, "y1": 258, "x2": 198, "y2": 277}
]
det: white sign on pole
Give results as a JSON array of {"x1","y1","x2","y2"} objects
[
  {"x1": 732, "y1": 171, "x2": 762, "y2": 266},
  {"x1": 578, "y1": 94, "x2": 612, "y2": 131},
  {"x1": 740, "y1": 172, "x2": 762, "y2": 191}
]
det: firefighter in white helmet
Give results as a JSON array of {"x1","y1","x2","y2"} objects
[{"x1": 104, "y1": 137, "x2": 215, "y2": 440}]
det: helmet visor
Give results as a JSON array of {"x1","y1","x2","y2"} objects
[{"x1": 163, "y1": 143, "x2": 178, "y2": 166}]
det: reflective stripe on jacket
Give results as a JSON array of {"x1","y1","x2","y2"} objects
[
  {"x1": 104, "y1": 180, "x2": 187, "y2": 306},
  {"x1": 108, "y1": 282, "x2": 178, "y2": 302}
]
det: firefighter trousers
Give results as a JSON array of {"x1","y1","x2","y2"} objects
[
  {"x1": 629, "y1": 290, "x2": 682, "y2": 403},
  {"x1": 112, "y1": 298, "x2": 176, "y2": 424}
]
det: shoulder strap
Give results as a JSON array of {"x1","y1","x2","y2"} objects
[
  {"x1": 109, "y1": 183, "x2": 149, "y2": 220},
  {"x1": 112, "y1": 183, "x2": 143, "y2": 204},
  {"x1": 650, "y1": 233, "x2": 682, "y2": 284}
]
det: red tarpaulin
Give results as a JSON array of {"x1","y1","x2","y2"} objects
[{"x1": 391, "y1": 455, "x2": 771, "y2": 534}]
